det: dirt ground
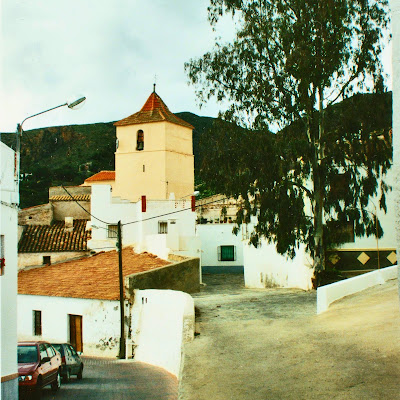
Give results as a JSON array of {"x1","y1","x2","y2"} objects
[{"x1": 179, "y1": 274, "x2": 400, "y2": 400}]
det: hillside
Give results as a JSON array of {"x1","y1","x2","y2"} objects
[
  {"x1": 0, "y1": 91, "x2": 392, "y2": 209},
  {"x1": 0, "y1": 113, "x2": 214, "y2": 208}
]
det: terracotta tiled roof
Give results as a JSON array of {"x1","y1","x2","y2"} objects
[
  {"x1": 19, "y1": 220, "x2": 91, "y2": 253},
  {"x1": 85, "y1": 171, "x2": 115, "y2": 182},
  {"x1": 18, "y1": 249, "x2": 171, "y2": 300},
  {"x1": 114, "y1": 92, "x2": 194, "y2": 130},
  {"x1": 49, "y1": 194, "x2": 91, "y2": 201}
]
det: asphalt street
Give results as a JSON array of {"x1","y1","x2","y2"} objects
[{"x1": 35, "y1": 358, "x2": 178, "y2": 400}]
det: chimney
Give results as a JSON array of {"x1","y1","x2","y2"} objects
[{"x1": 65, "y1": 217, "x2": 74, "y2": 233}]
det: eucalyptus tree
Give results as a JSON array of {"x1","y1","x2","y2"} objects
[{"x1": 186, "y1": 0, "x2": 391, "y2": 280}]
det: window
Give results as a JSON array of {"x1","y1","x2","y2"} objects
[
  {"x1": 39, "y1": 344, "x2": 48, "y2": 361},
  {"x1": 136, "y1": 130, "x2": 144, "y2": 151},
  {"x1": 43, "y1": 255, "x2": 51, "y2": 265},
  {"x1": 327, "y1": 220, "x2": 355, "y2": 243},
  {"x1": 158, "y1": 221, "x2": 168, "y2": 234},
  {"x1": 45, "y1": 343, "x2": 56, "y2": 357},
  {"x1": 107, "y1": 225, "x2": 118, "y2": 238},
  {"x1": 0, "y1": 235, "x2": 4, "y2": 276},
  {"x1": 218, "y1": 245, "x2": 236, "y2": 261},
  {"x1": 33, "y1": 310, "x2": 42, "y2": 336}
]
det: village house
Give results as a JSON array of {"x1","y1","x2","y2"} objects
[
  {"x1": 0, "y1": 141, "x2": 19, "y2": 399},
  {"x1": 17, "y1": 247, "x2": 198, "y2": 373},
  {"x1": 18, "y1": 185, "x2": 92, "y2": 270}
]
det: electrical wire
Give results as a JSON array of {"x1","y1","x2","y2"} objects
[{"x1": 61, "y1": 184, "x2": 230, "y2": 227}]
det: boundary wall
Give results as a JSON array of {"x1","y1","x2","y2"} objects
[{"x1": 317, "y1": 265, "x2": 398, "y2": 314}]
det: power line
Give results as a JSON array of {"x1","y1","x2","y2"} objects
[
  {"x1": 60, "y1": 184, "x2": 231, "y2": 227},
  {"x1": 61, "y1": 185, "x2": 112, "y2": 225}
]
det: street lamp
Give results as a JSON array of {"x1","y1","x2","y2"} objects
[{"x1": 15, "y1": 96, "x2": 86, "y2": 190}]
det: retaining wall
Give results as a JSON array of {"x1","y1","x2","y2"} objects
[{"x1": 317, "y1": 265, "x2": 398, "y2": 314}]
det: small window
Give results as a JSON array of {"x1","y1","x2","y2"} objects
[
  {"x1": 43, "y1": 256, "x2": 51, "y2": 265},
  {"x1": 137, "y1": 130, "x2": 144, "y2": 151},
  {"x1": 33, "y1": 310, "x2": 42, "y2": 336},
  {"x1": 158, "y1": 221, "x2": 168, "y2": 234},
  {"x1": 0, "y1": 235, "x2": 4, "y2": 276},
  {"x1": 107, "y1": 225, "x2": 118, "y2": 238},
  {"x1": 218, "y1": 245, "x2": 236, "y2": 262}
]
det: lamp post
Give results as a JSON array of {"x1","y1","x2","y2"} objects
[{"x1": 15, "y1": 96, "x2": 86, "y2": 189}]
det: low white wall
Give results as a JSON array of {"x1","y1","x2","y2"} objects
[
  {"x1": 244, "y1": 240, "x2": 314, "y2": 290},
  {"x1": 197, "y1": 224, "x2": 244, "y2": 268},
  {"x1": 317, "y1": 265, "x2": 398, "y2": 314},
  {"x1": 17, "y1": 295, "x2": 125, "y2": 357},
  {"x1": 131, "y1": 289, "x2": 194, "y2": 377}
]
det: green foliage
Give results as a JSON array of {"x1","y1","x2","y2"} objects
[{"x1": 187, "y1": 0, "x2": 391, "y2": 266}]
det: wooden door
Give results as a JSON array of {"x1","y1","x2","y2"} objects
[{"x1": 69, "y1": 314, "x2": 83, "y2": 352}]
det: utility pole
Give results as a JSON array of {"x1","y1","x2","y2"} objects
[{"x1": 117, "y1": 220, "x2": 126, "y2": 359}]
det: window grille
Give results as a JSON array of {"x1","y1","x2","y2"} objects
[
  {"x1": 158, "y1": 221, "x2": 168, "y2": 234},
  {"x1": 33, "y1": 310, "x2": 42, "y2": 336},
  {"x1": 107, "y1": 225, "x2": 118, "y2": 238}
]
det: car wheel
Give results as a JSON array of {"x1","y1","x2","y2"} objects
[
  {"x1": 77, "y1": 365, "x2": 83, "y2": 380},
  {"x1": 63, "y1": 369, "x2": 71, "y2": 383},
  {"x1": 51, "y1": 371, "x2": 61, "y2": 392}
]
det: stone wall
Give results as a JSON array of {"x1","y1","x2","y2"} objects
[
  {"x1": 18, "y1": 203, "x2": 53, "y2": 225},
  {"x1": 52, "y1": 201, "x2": 91, "y2": 221},
  {"x1": 126, "y1": 257, "x2": 200, "y2": 294}
]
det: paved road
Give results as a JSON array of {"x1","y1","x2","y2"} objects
[
  {"x1": 180, "y1": 274, "x2": 400, "y2": 400},
  {"x1": 37, "y1": 358, "x2": 178, "y2": 400}
]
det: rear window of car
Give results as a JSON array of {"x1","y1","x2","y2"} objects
[
  {"x1": 52, "y1": 344, "x2": 64, "y2": 356},
  {"x1": 18, "y1": 346, "x2": 38, "y2": 363}
]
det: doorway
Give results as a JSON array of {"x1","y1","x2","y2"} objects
[{"x1": 69, "y1": 314, "x2": 83, "y2": 352}]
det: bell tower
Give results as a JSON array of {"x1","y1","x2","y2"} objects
[{"x1": 113, "y1": 90, "x2": 195, "y2": 202}]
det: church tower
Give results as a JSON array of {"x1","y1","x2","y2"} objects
[{"x1": 113, "y1": 89, "x2": 195, "y2": 202}]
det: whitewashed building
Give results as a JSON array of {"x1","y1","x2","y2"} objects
[
  {"x1": 0, "y1": 142, "x2": 19, "y2": 399},
  {"x1": 86, "y1": 90, "x2": 201, "y2": 261}
]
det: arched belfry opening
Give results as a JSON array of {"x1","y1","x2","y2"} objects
[{"x1": 136, "y1": 129, "x2": 144, "y2": 151}]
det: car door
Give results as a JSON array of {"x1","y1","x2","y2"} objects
[
  {"x1": 38, "y1": 344, "x2": 52, "y2": 386},
  {"x1": 45, "y1": 344, "x2": 59, "y2": 383},
  {"x1": 68, "y1": 345, "x2": 81, "y2": 374}
]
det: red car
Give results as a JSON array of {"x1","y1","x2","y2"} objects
[{"x1": 18, "y1": 341, "x2": 62, "y2": 399}]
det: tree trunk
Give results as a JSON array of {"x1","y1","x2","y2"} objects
[{"x1": 313, "y1": 86, "x2": 325, "y2": 285}]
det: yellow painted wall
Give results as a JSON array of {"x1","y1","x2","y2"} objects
[{"x1": 113, "y1": 121, "x2": 194, "y2": 201}]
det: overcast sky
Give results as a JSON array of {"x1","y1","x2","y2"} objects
[{"x1": 0, "y1": 0, "x2": 392, "y2": 133}]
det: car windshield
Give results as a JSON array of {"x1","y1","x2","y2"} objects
[{"x1": 18, "y1": 346, "x2": 38, "y2": 363}]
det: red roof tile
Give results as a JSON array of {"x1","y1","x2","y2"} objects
[
  {"x1": 85, "y1": 171, "x2": 115, "y2": 182},
  {"x1": 19, "y1": 220, "x2": 91, "y2": 253},
  {"x1": 18, "y1": 249, "x2": 170, "y2": 300},
  {"x1": 114, "y1": 92, "x2": 194, "y2": 129}
]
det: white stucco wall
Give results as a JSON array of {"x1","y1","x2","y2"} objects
[
  {"x1": 17, "y1": 294, "x2": 126, "y2": 357},
  {"x1": 317, "y1": 265, "x2": 398, "y2": 314},
  {"x1": 131, "y1": 289, "x2": 194, "y2": 377},
  {"x1": 0, "y1": 142, "x2": 19, "y2": 393},
  {"x1": 391, "y1": 0, "x2": 400, "y2": 286},
  {"x1": 244, "y1": 240, "x2": 314, "y2": 290},
  {"x1": 197, "y1": 224, "x2": 244, "y2": 268},
  {"x1": 88, "y1": 184, "x2": 199, "y2": 258}
]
